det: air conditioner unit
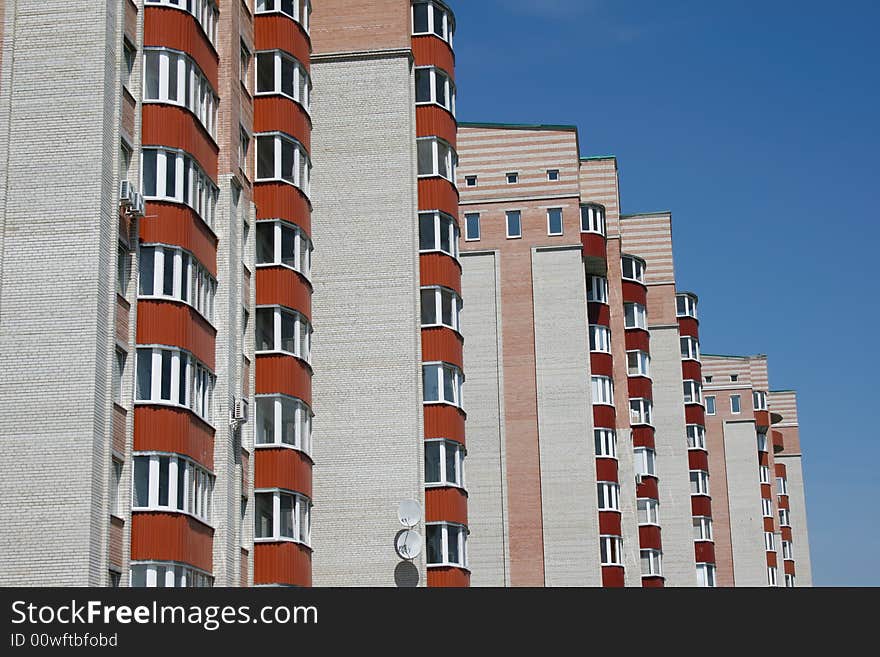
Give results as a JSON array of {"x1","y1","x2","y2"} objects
[
  {"x1": 119, "y1": 180, "x2": 134, "y2": 207},
  {"x1": 232, "y1": 398, "x2": 249, "y2": 423},
  {"x1": 131, "y1": 192, "x2": 145, "y2": 218}
]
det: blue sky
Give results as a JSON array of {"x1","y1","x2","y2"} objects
[{"x1": 447, "y1": 0, "x2": 880, "y2": 586}]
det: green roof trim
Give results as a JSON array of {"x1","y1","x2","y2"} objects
[
  {"x1": 702, "y1": 353, "x2": 767, "y2": 359},
  {"x1": 620, "y1": 211, "x2": 672, "y2": 218},
  {"x1": 769, "y1": 389, "x2": 796, "y2": 393},
  {"x1": 579, "y1": 155, "x2": 617, "y2": 161},
  {"x1": 458, "y1": 121, "x2": 579, "y2": 132}
]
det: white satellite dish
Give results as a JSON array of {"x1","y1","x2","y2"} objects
[
  {"x1": 395, "y1": 530, "x2": 422, "y2": 560},
  {"x1": 397, "y1": 500, "x2": 422, "y2": 528}
]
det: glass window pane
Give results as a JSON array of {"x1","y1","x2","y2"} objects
[
  {"x1": 256, "y1": 308, "x2": 275, "y2": 351},
  {"x1": 417, "y1": 140, "x2": 433, "y2": 175},
  {"x1": 421, "y1": 289, "x2": 437, "y2": 325},
  {"x1": 445, "y1": 443, "x2": 457, "y2": 484},
  {"x1": 255, "y1": 493, "x2": 273, "y2": 538},
  {"x1": 281, "y1": 225, "x2": 296, "y2": 267},
  {"x1": 142, "y1": 150, "x2": 157, "y2": 196},
  {"x1": 160, "y1": 350, "x2": 173, "y2": 400},
  {"x1": 466, "y1": 214, "x2": 480, "y2": 240},
  {"x1": 426, "y1": 525, "x2": 441, "y2": 564},
  {"x1": 133, "y1": 456, "x2": 150, "y2": 507},
  {"x1": 447, "y1": 526, "x2": 460, "y2": 563},
  {"x1": 256, "y1": 397, "x2": 275, "y2": 444},
  {"x1": 157, "y1": 456, "x2": 169, "y2": 506},
  {"x1": 256, "y1": 222, "x2": 274, "y2": 264},
  {"x1": 256, "y1": 136, "x2": 275, "y2": 179},
  {"x1": 425, "y1": 442, "x2": 441, "y2": 483},
  {"x1": 419, "y1": 214, "x2": 435, "y2": 251},
  {"x1": 413, "y1": 3, "x2": 429, "y2": 32},
  {"x1": 281, "y1": 311, "x2": 296, "y2": 353},
  {"x1": 280, "y1": 495, "x2": 294, "y2": 538},
  {"x1": 145, "y1": 50, "x2": 160, "y2": 99},
  {"x1": 423, "y1": 365, "x2": 439, "y2": 402},
  {"x1": 442, "y1": 367, "x2": 455, "y2": 403},
  {"x1": 139, "y1": 247, "x2": 155, "y2": 295},
  {"x1": 256, "y1": 53, "x2": 275, "y2": 93},
  {"x1": 415, "y1": 68, "x2": 431, "y2": 102},
  {"x1": 441, "y1": 291, "x2": 453, "y2": 326}
]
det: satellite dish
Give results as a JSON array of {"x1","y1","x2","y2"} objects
[
  {"x1": 397, "y1": 500, "x2": 422, "y2": 528},
  {"x1": 395, "y1": 529, "x2": 422, "y2": 560}
]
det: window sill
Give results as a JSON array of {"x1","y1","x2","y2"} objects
[
  {"x1": 418, "y1": 247, "x2": 461, "y2": 264},
  {"x1": 254, "y1": 91, "x2": 311, "y2": 118},
  {"x1": 254, "y1": 442, "x2": 312, "y2": 461},
  {"x1": 254, "y1": 261, "x2": 312, "y2": 284},
  {"x1": 253, "y1": 176, "x2": 310, "y2": 200},
  {"x1": 254, "y1": 537, "x2": 312, "y2": 550},
  {"x1": 425, "y1": 482, "x2": 467, "y2": 492},
  {"x1": 415, "y1": 100, "x2": 456, "y2": 119},
  {"x1": 137, "y1": 294, "x2": 216, "y2": 330},
  {"x1": 255, "y1": 350, "x2": 312, "y2": 369},
  {"x1": 131, "y1": 507, "x2": 213, "y2": 530},
  {"x1": 423, "y1": 401, "x2": 465, "y2": 413},
  {"x1": 426, "y1": 563, "x2": 470, "y2": 571},
  {"x1": 133, "y1": 400, "x2": 214, "y2": 430}
]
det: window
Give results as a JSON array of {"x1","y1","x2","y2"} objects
[
  {"x1": 640, "y1": 549, "x2": 663, "y2": 577},
  {"x1": 132, "y1": 453, "x2": 213, "y2": 523},
  {"x1": 426, "y1": 522, "x2": 467, "y2": 567},
  {"x1": 757, "y1": 432, "x2": 768, "y2": 452},
  {"x1": 705, "y1": 396, "x2": 716, "y2": 415},
  {"x1": 130, "y1": 562, "x2": 213, "y2": 588},
  {"x1": 143, "y1": 47, "x2": 218, "y2": 136},
  {"x1": 629, "y1": 398, "x2": 653, "y2": 426},
  {"x1": 256, "y1": 0, "x2": 312, "y2": 34},
  {"x1": 580, "y1": 204, "x2": 606, "y2": 235},
  {"x1": 753, "y1": 390, "x2": 767, "y2": 411},
  {"x1": 414, "y1": 66, "x2": 456, "y2": 115},
  {"x1": 110, "y1": 459, "x2": 123, "y2": 517},
  {"x1": 764, "y1": 531, "x2": 776, "y2": 552},
  {"x1": 117, "y1": 243, "x2": 129, "y2": 296},
  {"x1": 600, "y1": 536, "x2": 623, "y2": 566},
  {"x1": 547, "y1": 169, "x2": 559, "y2": 181},
  {"x1": 423, "y1": 362, "x2": 464, "y2": 408},
  {"x1": 761, "y1": 498, "x2": 773, "y2": 518},
  {"x1": 255, "y1": 395, "x2": 312, "y2": 454},
  {"x1": 693, "y1": 516, "x2": 713, "y2": 541},
  {"x1": 464, "y1": 213, "x2": 480, "y2": 241},
  {"x1": 730, "y1": 395, "x2": 741, "y2": 414},
  {"x1": 759, "y1": 465, "x2": 770, "y2": 484},
  {"x1": 686, "y1": 425, "x2": 706, "y2": 450},
  {"x1": 621, "y1": 255, "x2": 646, "y2": 284},
  {"x1": 254, "y1": 490, "x2": 311, "y2": 545},
  {"x1": 777, "y1": 477, "x2": 788, "y2": 496},
  {"x1": 589, "y1": 325, "x2": 611, "y2": 353},
  {"x1": 627, "y1": 350, "x2": 650, "y2": 378},
  {"x1": 784, "y1": 573, "x2": 795, "y2": 588},
  {"x1": 255, "y1": 50, "x2": 311, "y2": 111},
  {"x1": 782, "y1": 540, "x2": 793, "y2": 560},
  {"x1": 676, "y1": 293, "x2": 698, "y2": 319},
  {"x1": 637, "y1": 498, "x2": 660, "y2": 525},
  {"x1": 696, "y1": 563, "x2": 716, "y2": 587},
  {"x1": 505, "y1": 210, "x2": 521, "y2": 238},
  {"x1": 705, "y1": 375, "x2": 713, "y2": 383},
  {"x1": 591, "y1": 376, "x2": 614, "y2": 406},
  {"x1": 683, "y1": 380, "x2": 703, "y2": 405},
  {"x1": 587, "y1": 276, "x2": 609, "y2": 304},
  {"x1": 109, "y1": 570, "x2": 122, "y2": 587},
  {"x1": 680, "y1": 336, "x2": 700, "y2": 361},
  {"x1": 255, "y1": 132, "x2": 311, "y2": 196},
  {"x1": 421, "y1": 287, "x2": 463, "y2": 332},
  {"x1": 255, "y1": 306, "x2": 312, "y2": 362},
  {"x1": 419, "y1": 211, "x2": 460, "y2": 258},
  {"x1": 136, "y1": 347, "x2": 214, "y2": 421},
  {"x1": 139, "y1": 244, "x2": 216, "y2": 322},
  {"x1": 425, "y1": 439, "x2": 466, "y2": 488},
  {"x1": 597, "y1": 482, "x2": 620, "y2": 511},
  {"x1": 730, "y1": 374, "x2": 738, "y2": 382},
  {"x1": 767, "y1": 566, "x2": 778, "y2": 587},
  {"x1": 122, "y1": 40, "x2": 135, "y2": 89},
  {"x1": 624, "y1": 302, "x2": 648, "y2": 330},
  {"x1": 506, "y1": 172, "x2": 518, "y2": 184},
  {"x1": 240, "y1": 40, "x2": 251, "y2": 88},
  {"x1": 594, "y1": 429, "x2": 617, "y2": 459},
  {"x1": 141, "y1": 148, "x2": 218, "y2": 227},
  {"x1": 114, "y1": 349, "x2": 127, "y2": 405},
  {"x1": 547, "y1": 208, "x2": 563, "y2": 236},
  {"x1": 417, "y1": 137, "x2": 457, "y2": 182},
  {"x1": 255, "y1": 220, "x2": 312, "y2": 278},
  {"x1": 412, "y1": 1, "x2": 454, "y2": 45},
  {"x1": 145, "y1": 0, "x2": 219, "y2": 43},
  {"x1": 239, "y1": 126, "x2": 251, "y2": 174},
  {"x1": 778, "y1": 508, "x2": 791, "y2": 526},
  {"x1": 120, "y1": 141, "x2": 132, "y2": 181},
  {"x1": 689, "y1": 470, "x2": 710, "y2": 496},
  {"x1": 465, "y1": 175, "x2": 477, "y2": 187},
  {"x1": 634, "y1": 447, "x2": 656, "y2": 477}
]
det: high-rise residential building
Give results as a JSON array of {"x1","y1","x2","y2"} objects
[{"x1": 0, "y1": 2, "x2": 810, "y2": 588}]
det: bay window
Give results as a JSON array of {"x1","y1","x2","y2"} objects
[
  {"x1": 412, "y1": 1, "x2": 455, "y2": 45},
  {"x1": 143, "y1": 47, "x2": 218, "y2": 137},
  {"x1": 693, "y1": 516, "x2": 713, "y2": 541},
  {"x1": 777, "y1": 477, "x2": 788, "y2": 496},
  {"x1": 591, "y1": 375, "x2": 614, "y2": 406},
  {"x1": 145, "y1": 0, "x2": 218, "y2": 45},
  {"x1": 142, "y1": 148, "x2": 218, "y2": 227},
  {"x1": 753, "y1": 390, "x2": 768, "y2": 411},
  {"x1": 683, "y1": 379, "x2": 703, "y2": 405},
  {"x1": 597, "y1": 482, "x2": 620, "y2": 511},
  {"x1": 690, "y1": 470, "x2": 710, "y2": 496},
  {"x1": 139, "y1": 244, "x2": 216, "y2": 323},
  {"x1": 621, "y1": 255, "x2": 646, "y2": 283},
  {"x1": 589, "y1": 325, "x2": 611, "y2": 353},
  {"x1": 624, "y1": 302, "x2": 648, "y2": 330},
  {"x1": 686, "y1": 424, "x2": 706, "y2": 450},
  {"x1": 415, "y1": 66, "x2": 456, "y2": 115},
  {"x1": 784, "y1": 573, "x2": 795, "y2": 588},
  {"x1": 255, "y1": 220, "x2": 312, "y2": 278},
  {"x1": 627, "y1": 350, "x2": 651, "y2": 377},
  {"x1": 759, "y1": 465, "x2": 770, "y2": 484},
  {"x1": 680, "y1": 336, "x2": 700, "y2": 361},
  {"x1": 135, "y1": 347, "x2": 214, "y2": 422},
  {"x1": 594, "y1": 429, "x2": 617, "y2": 459},
  {"x1": 637, "y1": 498, "x2": 660, "y2": 525},
  {"x1": 421, "y1": 286, "x2": 463, "y2": 332},
  {"x1": 129, "y1": 562, "x2": 213, "y2": 588},
  {"x1": 255, "y1": 132, "x2": 311, "y2": 196},
  {"x1": 629, "y1": 398, "x2": 653, "y2": 426},
  {"x1": 587, "y1": 276, "x2": 609, "y2": 304},
  {"x1": 425, "y1": 439, "x2": 466, "y2": 488},
  {"x1": 696, "y1": 563, "x2": 716, "y2": 587},
  {"x1": 762, "y1": 498, "x2": 773, "y2": 518},
  {"x1": 426, "y1": 522, "x2": 468, "y2": 567},
  {"x1": 580, "y1": 203, "x2": 606, "y2": 235},
  {"x1": 255, "y1": 306, "x2": 312, "y2": 363},
  {"x1": 255, "y1": 394, "x2": 312, "y2": 454},
  {"x1": 417, "y1": 137, "x2": 457, "y2": 183},
  {"x1": 633, "y1": 447, "x2": 656, "y2": 477},
  {"x1": 256, "y1": 0, "x2": 312, "y2": 33},
  {"x1": 764, "y1": 531, "x2": 776, "y2": 552},
  {"x1": 778, "y1": 508, "x2": 791, "y2": 526},
  {"x1": 640, "y1": 549, "x2": 663, "y2": 577},
  {"x1": 768, "y1": 566, "x2": 778, "y2": 587},
  {"x1": 422, "y1": 362, "x2": 464, "y2": 408},
  {"x1": 782, "y1": 540, "x2": 793, "y2": 560},
  {"x1": 600, "y1": 535, "x2": 623, "y2": 566},
  {"x1": 676, "y1": 293, "x2": 698, "y2": 319},
  {"x1": 419, "y1": 211, "x2": 460, "y2": 258},
  {"x1": 255, "y1": 50, "x2": 311, "y2": 112},
  {"x1": 757, "y1": 432, "x2": 768, "y2": 452},
  {"x1": 132, "y1": 453, "x2": 213, "y2": 523},
  {"x1": 254, "y1": 490, "x2": 311, "y2": 545}
]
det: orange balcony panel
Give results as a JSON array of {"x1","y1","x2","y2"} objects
[
  {"x1": 643, "y1": 576, "x2": 665, "y2": 588},
  {"x1": 754, "y1": 410, "x2": 771, "y2": 429},
  {"x1": 639, "y1": 524, "x2": 662, "y2": 549},
  {"x1": 412, "y1": 35, "x2": 455, "y2": 79},
  {"x1": 632, "y1": 426, "x2": 655, "y2": 449},
  {"x1": 595, "y1": 458, "x2": 618, "y2": 482},
  {"x1": 691, "y1": 496, "x2": 712, "y2": 517},
  {"x1": 424, "y1": 404, "x2": 465, "y2": 445},
  {"x1": 427, "y1": 567, "x2": 470, "y2": 588},
  {"x1": 627, "y1": 376, "x2": 653, "y2": 401},
  {"x1": 761, "y1": 484, "x2": 773, "y2": 499},
  {"x1": 624, "y1": 329, "x2": 650, "y2": 352},
  {"x1": 144, "y1": 7, "x2": 218, "y2": 88},
  {"x1": 602, "y1": 566, "x2": 625, "y2": 588},
  {"x1": 420, "y1": 252, "x2": 462, "y2": 292},
  {"x1": 685, "y1": 404, "x2": 706, "y2": 426},
  {"x1": 141, "y1": 202, "x2": 218, "y2": 276},
  {"x1": 781, "y1": 526, "x2": 793, "y2": 542},
  {"x1": 759, "y1": 451, "x2": 770, "y2": 467},
  {"x1": 778, "y1": 496, "x2": 790, "y2": 510},
  {"x1": 254, "y1": 448, "x2": 313, "y2": 499},
  {"x1": 255, "y1": 266, "x2": 312, "y2": 320},
  {"x1": 636, "y1": 478, "x2": 659, "y2": 500},
  {"x1": 677, "y1": 316, "x2": 699, "y2": 338},
  {"x1": 254, "y1": 183, "x2": 311, "y2": 236},
  {"x1": 621, "y1": 280, "x2": 647, "y2": 305},
  {"x1": 775, "y1": 462, "x2": 787, "y2": 478},
  {"x1": 416, "y1": 105, "x2": 456, "y2": 146},
  {"x1": 766, "y1": 551, "x2": 777, "y2": 568},
  {"x1": 137, "y1": 300, "x2": 216, "y2": 371},
  {"x1": 694, "y1": 540, "x2": 715, "y2": 564},
  {"x1": 253, "y1": 541, "x2": 311, "y2": 587},
  {"x1": 131, "y1": 512, "x2": 213, "y2": 573},
  {"x1": 784, "y1": 560, "x2": 796, "y2": 576},
  {"x1": 254, "y1": 96, "x2": 311, "y2": 152},
  {"x1": 588, "y1": 302, "x2": 611, "y2": 326},
  {"x1": 592, "y1": 404, "x2": 616, "y2": 429},
  {"x1": 764, "y1": 517, "x2": 776, "y2": 533},
  {"x1": 418, "y1": 178, "x2": 458, "y2": 216},
  {"x1": 421, "y1": 326, "x2": 464, "y2": 369},
  {"x1": 688, "y1": 450, "x2": 710, "y2": 471},
  {"x1": 143, "y1": 105, "x2": 218, "y2": 177},
  {"x1": 425, "y1": 487, "x2": 468, "y2": 525},
  {"x1": 598, "y1": 511, "x2": 621, "y2": 536},
  {"x1": 254, "y1": 15, "x2": 311, "y2": 73},
  {"x1": 590, "y1": 352, "x2": 613, "y2": 377},
  {"x1": 134, "y1": 405, "x2": 214, "y2": 469},
  {"x1": 255, "y1": 354, "x2": 312, "y2": 406},
  {"x1": 681, "y1": 360, "x2": 702, "y2": 382},
  {"x1": 581, "y1": 232, "x2": 607, "y2": 260}
]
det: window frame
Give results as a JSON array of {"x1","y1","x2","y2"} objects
[
  {"x1": 425, "y1": 522, "x2": 468, "y2": 568},
  {"x1": 254, "y1": 49, "x2": 312, "y2": 113},
  {"x1": 753, "y1": 390, "x2": 768, "y2": 411},
  {"x1": 597, "y1": 481, "x2": 621, "y2": 512},
  {"x1": 761, "y1": 497, "x2": 774, "y2": 518},
  {"x1": 730, "y1": 394, "x2": 742, "y2": 414},
  {"x1": 594, "y1": 429, "x2": 617, "y2": 459},
  {"x1": 254, "y1": 131, "x2": 312, "y2": 197},
  {"x1": 464, "y1": 175, "x2": 477, "y2": 187},
  {"x1": 422, "y1": 361, "x2": 464, "y2": 408},
  {"x1": 689, "y1": 469, "x2": 710, "y2": 496},
  {"x1": 419, "y1": 210, "x2": 460, "y2": 258},
  {"x1": 587, "y1": 276, "x2": 609, "y2": 304},
  {"x1": 589, "y1": 324, "x2": 612, "y2": 353},
  {"x1": 686, "y1": 424, "x2": 706, "y2": 450},
  {"x1": 680, "y1": 336, "x2": 701, "y2": 361},
  {"x1": 591, "y1": 375, "x2": 614, "y2": 406},
  {"x1": 255, "y1": 219, "x2": 313, "y2": 279},
  {"x1": 705, "y1": 395, "x2": 716, "y2": 415},
  {"x1": 624, "y1": 302, "x2": 648, "y2": 330},
  {"x1": 256, "y1": 0, "x2": 312, "y2": 35},
  {"x1": 633, "y1": 447, "x2": 657, "y2": 477},
  {"x1": 421, "y1": 286, "x2": 464, "y2": 333},
  {"x1": 141, "y1": 147, "x2": 219, "y2": 228},
  {"x1": 464, "y1": 212, "x2": 480, "y2": 242},
  {"x1": 255, "y1": 305, "x2": 312, "y2": 364},
  {"x1": 411, "y1": 0, "x2": 455, "y2": 45},
  {"x1": 129, "y1": 561, "x2": 214, "y2": 588},
  {"x1": 693, "y1": 516, "x2": 713, "y2": 541},
  {"x1": 254, "y1": 394, "x2": 313, "y2": 455},
  {"x1": 424, "y1": 439, "x2": 466, "y2": 489},
  {"x1": 696, "y1": 562, "x2": 716, "y2": 587},
  {"x1": 505, "y1": 210, "x2": 522, "y2": 239},
  {"x1": 683, "y1": 379, "x2": 703, "y2": 405},
  {"x1": 414, "y1": 65, "x2": 456, "y2": 116},
  {"x1": 599, "y1": 535, "x2": 624, "y2": 566},
  {"x1": 640, "y1": 549, "x2": 663, "y2": 577},
  {"x1": 547, "y1": 169, "x2": 560, "y2": 181},
  {"x1": 629, "y1": 398, "x2": 654, "y2": 427},
  {"x1": 142, "y1": 46, "x2": 218, "y2": 137},
  {"x1": 626, "y1": 350, "x2": 651, "y2": 378},
  {"x1": 417, "y1": 136, "x2": 457, "y2": 183},
  {"x1": 254, "y1": 488, "x2": 312, "y2": 546},
  {"x1": 676, "y1": 293, "x2": 698, "y2": 319},
  {"x1": 637, "y1": 498, "x2": 660, "y2": 526},
  {"x1": 778, "y1": 508, "x2": 791, "y2": 526},
  {"x1": 580, "y1": 203, "x2": 606, "y2": 236},
  {"x1": 621, "y1": 255, "x2": 646, "y2": 284},
  {"x1": 505, "y1": 172, "x2": 518, "y2": 184},
  {"x1": 145, "y1": 0, "x2": 219, "y2": 45},
  {"x1": 546, "y1": 207, "x2": 563, "y2": 236},
  {"x1": 135, "y1": 346, "x2": 215, "y2": 423},
  {"x1": 138, "y1": 243, "x2": 217, "y2": 324},
  {"x1": 132, "y1": 452, "x2": 214, "y2": 525}
]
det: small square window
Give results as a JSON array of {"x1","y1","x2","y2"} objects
[
  {"x1": 506, "y1": 172, "x2": 518, "y2": 184},
  {"x1": 731, "y1": 374, "x2": 738, "y2": 382},
  {"x1": 705, "y1": 376, "x2": 713, "y2": 383},
  {"x1": 465, "y1": 175, "x2": 477, "y2": 187},
  {"x1": 506, "y1": 210, "x2": 522, "y2": 238},
  {"x1": 122, "y1": 41, "x2": 135, "y2": 89},
  {"x1": 547, "y1": 169, "x2": 559, "y2": 181},
  {"x1": 464, "y1": 213, "x2": 480, "y2": 241}
]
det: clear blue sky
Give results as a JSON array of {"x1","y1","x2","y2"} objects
[{"x1": 447, "y1": 0, "x2": 880, "y2": 586}]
